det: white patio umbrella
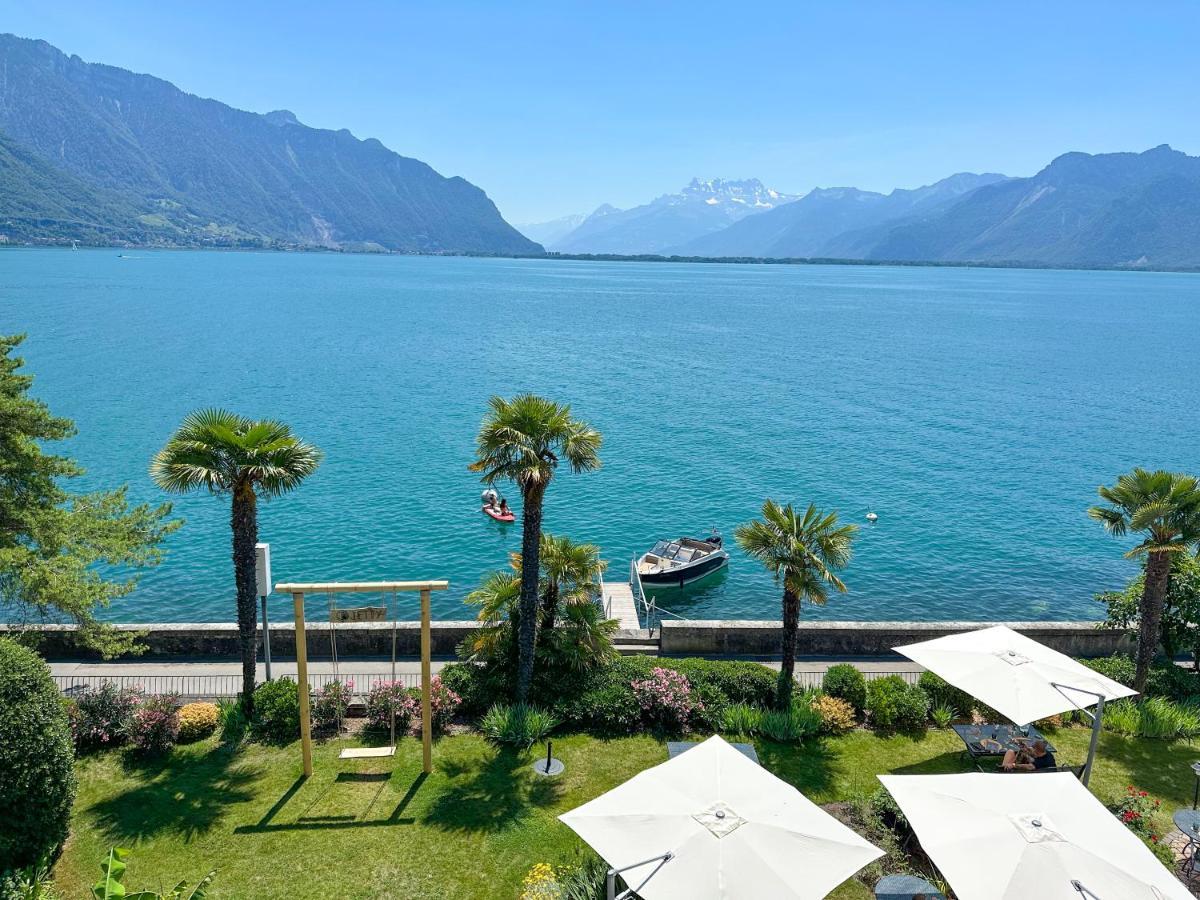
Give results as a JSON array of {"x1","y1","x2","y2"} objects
[
  {"x1": 894, "y1": 625, "x2": 1137, "y2": 783},
  {"x1": 559, "y1": 735, "x2": 882, "y2": 900},
  {"x1": 879, "y1": 773, "x2": 1190, "y2": 900}
]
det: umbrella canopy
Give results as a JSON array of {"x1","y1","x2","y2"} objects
[
  {"x1": 559, "y1": 735, "x2": 882, "y2": 899},
  {"x1": 879, "y1": 773, "x2": 1190, "y2": 900},
  {"x1": 894, "y1": 625, "x2": 1137, "y2": 724}
]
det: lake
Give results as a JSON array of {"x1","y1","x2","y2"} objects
[{"x1": 3, "y1": 249, "x2": 1196, "y2": 623}]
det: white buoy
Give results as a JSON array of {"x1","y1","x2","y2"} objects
[{"x1": 866, "y1": 512, "x2": 878, "y2": 523}]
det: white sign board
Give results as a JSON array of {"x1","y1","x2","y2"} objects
[{"x1": 255, "y1": 543, "x2": 272, "y2": 597}]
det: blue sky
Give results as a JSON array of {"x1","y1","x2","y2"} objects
[{"x1": 6, "y1": 1, "x2": 1199, "y2": 223}]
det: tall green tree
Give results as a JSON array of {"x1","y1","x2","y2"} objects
[
  {"x1": 1090, "y1": 468, "x2": 1200, "y2": 692},
  {"x1": 470, "y1": 395, "x2": 602, "y2": 703},
  {"x1": 736, "y1": 500, "x2": 857, "y2": 709},
  {"x1": 1097, "y1": 554, "x2": 1200, "y2": 671},
  {"x1": 151, "y1": 410, "x2": 322, "y2": 712},
  {"x1": 0, "y1": 334, "x2": 178, "y2": 656}
]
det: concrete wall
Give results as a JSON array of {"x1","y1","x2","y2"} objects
[
  {"x1": 7, "y1": 622, "x2": 479, "y2": 660},
  {"x1": 659, "y1": 620, "x2": 1134, "y2": 658}
]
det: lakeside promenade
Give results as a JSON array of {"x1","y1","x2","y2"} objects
[{"x1": 47, "y1": 655, "x2": 928, "y2": 699}]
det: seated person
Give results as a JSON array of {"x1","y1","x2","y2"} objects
[{"x1": 1001, "y1": 739, "x2": 1055, "y2": 771}]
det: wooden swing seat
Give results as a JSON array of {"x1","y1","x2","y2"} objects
[{"x1": 339, "y1": 746, "x2": 396, "y2": 759}]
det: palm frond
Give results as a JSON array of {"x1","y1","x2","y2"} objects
[
  {"x1": 735, "y1": 498, "x2": 856, "y2": 605},
  {"x1": 469, "y1": 393, "x2": 601, "y2": 491},
  {"x1": 151, "y1": 409, "x2": 322, "y2": 498}
]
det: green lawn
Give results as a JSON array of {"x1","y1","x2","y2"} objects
[{"x1": 53, "y1": 726, "x2": 1197, "y2": 899}]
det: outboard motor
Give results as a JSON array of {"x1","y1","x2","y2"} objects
[{"x1": 706, "y1": 530, "x2": 723, "y2": 548}]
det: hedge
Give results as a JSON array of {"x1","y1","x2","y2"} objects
[
  {"x1": 865, "y1": 675, "x2": 928, "y2": 732},
  {"x1": 822, "y1": 664, "x2": 867, "y2": 713},
  {"x1": 0, "y1": 639, "x2": 77, "y2": 871},
  {"x1": 918, "y1": 671, "x2": 975, "y2": 718}
]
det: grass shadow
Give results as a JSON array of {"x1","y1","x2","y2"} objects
[
  {"x1": 890, "y1": 750, "x2": 972, "y2": 776},
  {"x1": 423, "y1": 747, "x2": 562, "y2": 834},
  {"x1": 90, "y1": 745, "x2": 262, "y2": 843},
  {"x1": 755, "y1": 736, "x2": 838, "y2": 798},
  {"x1": 232, "y1": 769, "x2": 429, "y2": 835}
]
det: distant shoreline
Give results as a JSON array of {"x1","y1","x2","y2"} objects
[{"x1": 3, "y1": 242, "x2": 1198, "y2": 275}]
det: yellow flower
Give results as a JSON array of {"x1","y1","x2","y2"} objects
[{"x1": 519, "y1": 863, "x2": 560, "y2": 899}]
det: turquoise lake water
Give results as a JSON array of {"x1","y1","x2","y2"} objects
[{"x1": 2, "y1": 249, "x2": 1197, "y2": 623}]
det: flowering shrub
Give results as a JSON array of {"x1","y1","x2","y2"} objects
[
  {"x1": 130, "y1": 694, "x2": 181, "y2": 755},
  {"x1": 311, "y1": 679, "x2": 354, "y2": 731},
  {"x1": 520, "y1": 862, "x2": 561, "y2": 900},
  {"x1": 1113, "y1": 785, "x2": 1162, "y2": 840},
  {"x1": 631, "y1": 667, "x2": 700, "y2": 731},
  {"x1": 366, "y1": 681, "x2": 418, "y2": 733},
  {"x1": 428, "y1": 676, "x2": 462, "y2": 733},
  {"x1": 74, "y1": 683, "x2": 143, "y2": 750},
  {"x1": 177, "y1": 702, "x2": 219, "y2": 742},
  {"x1": 811, "y1": 694, "x2": 856, "y2": 735}
]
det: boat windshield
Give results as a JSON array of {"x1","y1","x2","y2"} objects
[{"x1": 649, "y1": 541, "x2": 684, "y2": 560}]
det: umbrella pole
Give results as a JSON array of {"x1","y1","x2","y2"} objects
[
  {"x1": 1053, "y1": 682, "x2": 1106, "y2": 787},
  {"x1": 605, "y1": 852, "x2": 674, "y2": 900},
  {"x1": 1083, "y1": 693, "x2": 1104, "y2": 787}
]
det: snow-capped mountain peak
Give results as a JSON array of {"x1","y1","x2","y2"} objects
[{"x1": 548, "y1": 176, "x2": 800, "y2": 254}]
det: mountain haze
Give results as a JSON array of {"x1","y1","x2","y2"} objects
[
  {"x1": 0, "y1": 34, "x2": 539, "y2": 253},
  {"x1": 550, "y1": 178, "x2": 800, "y2": 254},
  {"x1": 515, "y1": 213, "x2": 585, "y2": 246}
]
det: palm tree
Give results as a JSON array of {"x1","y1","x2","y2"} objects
[
  {"x1": 463, "y1": 570, "x2": 522, "y2": 671},
  {"x1": 469, "y1": 395, "x2": 602, "y2": 702},
  {"x1": 463, "y1": 567, "x2": 616, "y2": 678},
  {"x1": 735, "y1": 500, "x2": 857, "y2": 709},
  {"x1": 151, "y1": 409, "x2": 322, "y2": 712},
  {"x1": 1089, "y1": 468, "x2": 1200, "y2": 692},
  {"x1": 529, "y1": 534, "x2": 607, "y2": 631}
]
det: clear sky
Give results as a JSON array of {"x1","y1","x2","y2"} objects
[{"x1": 5, "y1": 1, "x2": 1199, "y2": 223}]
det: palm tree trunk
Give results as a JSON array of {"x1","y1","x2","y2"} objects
[
  {"x1": 777, "y1": 586, "x2": 800, "y2": 710},
  {"x1": 515, "y1": 482, "x2": 546, "y2": 703},
  {"x1": 231, "y1": 480, "x2": 259, "y2": 714},
  {"x1": 1135, "y1": 550, "x2": 1171, "y2": 692}
]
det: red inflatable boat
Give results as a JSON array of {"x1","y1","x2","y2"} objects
[{"x1": 482, "y1": 504, "x2": 515, "y2": 523}]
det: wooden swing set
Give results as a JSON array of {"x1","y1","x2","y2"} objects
[{"x1": 274, "y1": 580, "x2": 448, "y2": 777}]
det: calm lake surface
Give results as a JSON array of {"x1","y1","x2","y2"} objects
[{"x1": 3, "y1": 249, "x2": 1197, "y2": 623}]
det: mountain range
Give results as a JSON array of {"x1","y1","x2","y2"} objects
[
  {"x1": 0, "y1": 34, "x2": 539, "y2": 253},
  {"x1": 544, "y1": 178, "x2": 801, "y2": 254},
  {"x1": 673, "y1": 172, "x2": 1009, "y2": 257},
  {"x1": 3, "y1": 34, "x2": 1199, "y2": 269},
  {"x1": 542, "y1": 147, "x2": 1200, "y2": 269}
]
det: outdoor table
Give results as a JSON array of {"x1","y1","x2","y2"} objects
[
  {"x1": 1173, "y1": 808, "x2": 1200, "y2": 837},
  {"x1": 950, "y1": 723, "x2": 1056, "y2": 759},
  {"x1": 874, "y1": 873, "x2": 945, "y2": 898}
]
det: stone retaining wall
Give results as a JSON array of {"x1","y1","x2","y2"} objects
[
  {"x1": 658, "y1": 620, "x2": 1134, "y2": 658},
  {"x1": 6, "y1": 622, "x2": 478, "y2": 660},
  {"x1": 7, "y1": 619, "x2": 1134, "y2": 661}
]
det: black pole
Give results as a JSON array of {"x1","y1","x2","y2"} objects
[{"x1": 546, "y1": 741, "x2": 553, "y2": 772}]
